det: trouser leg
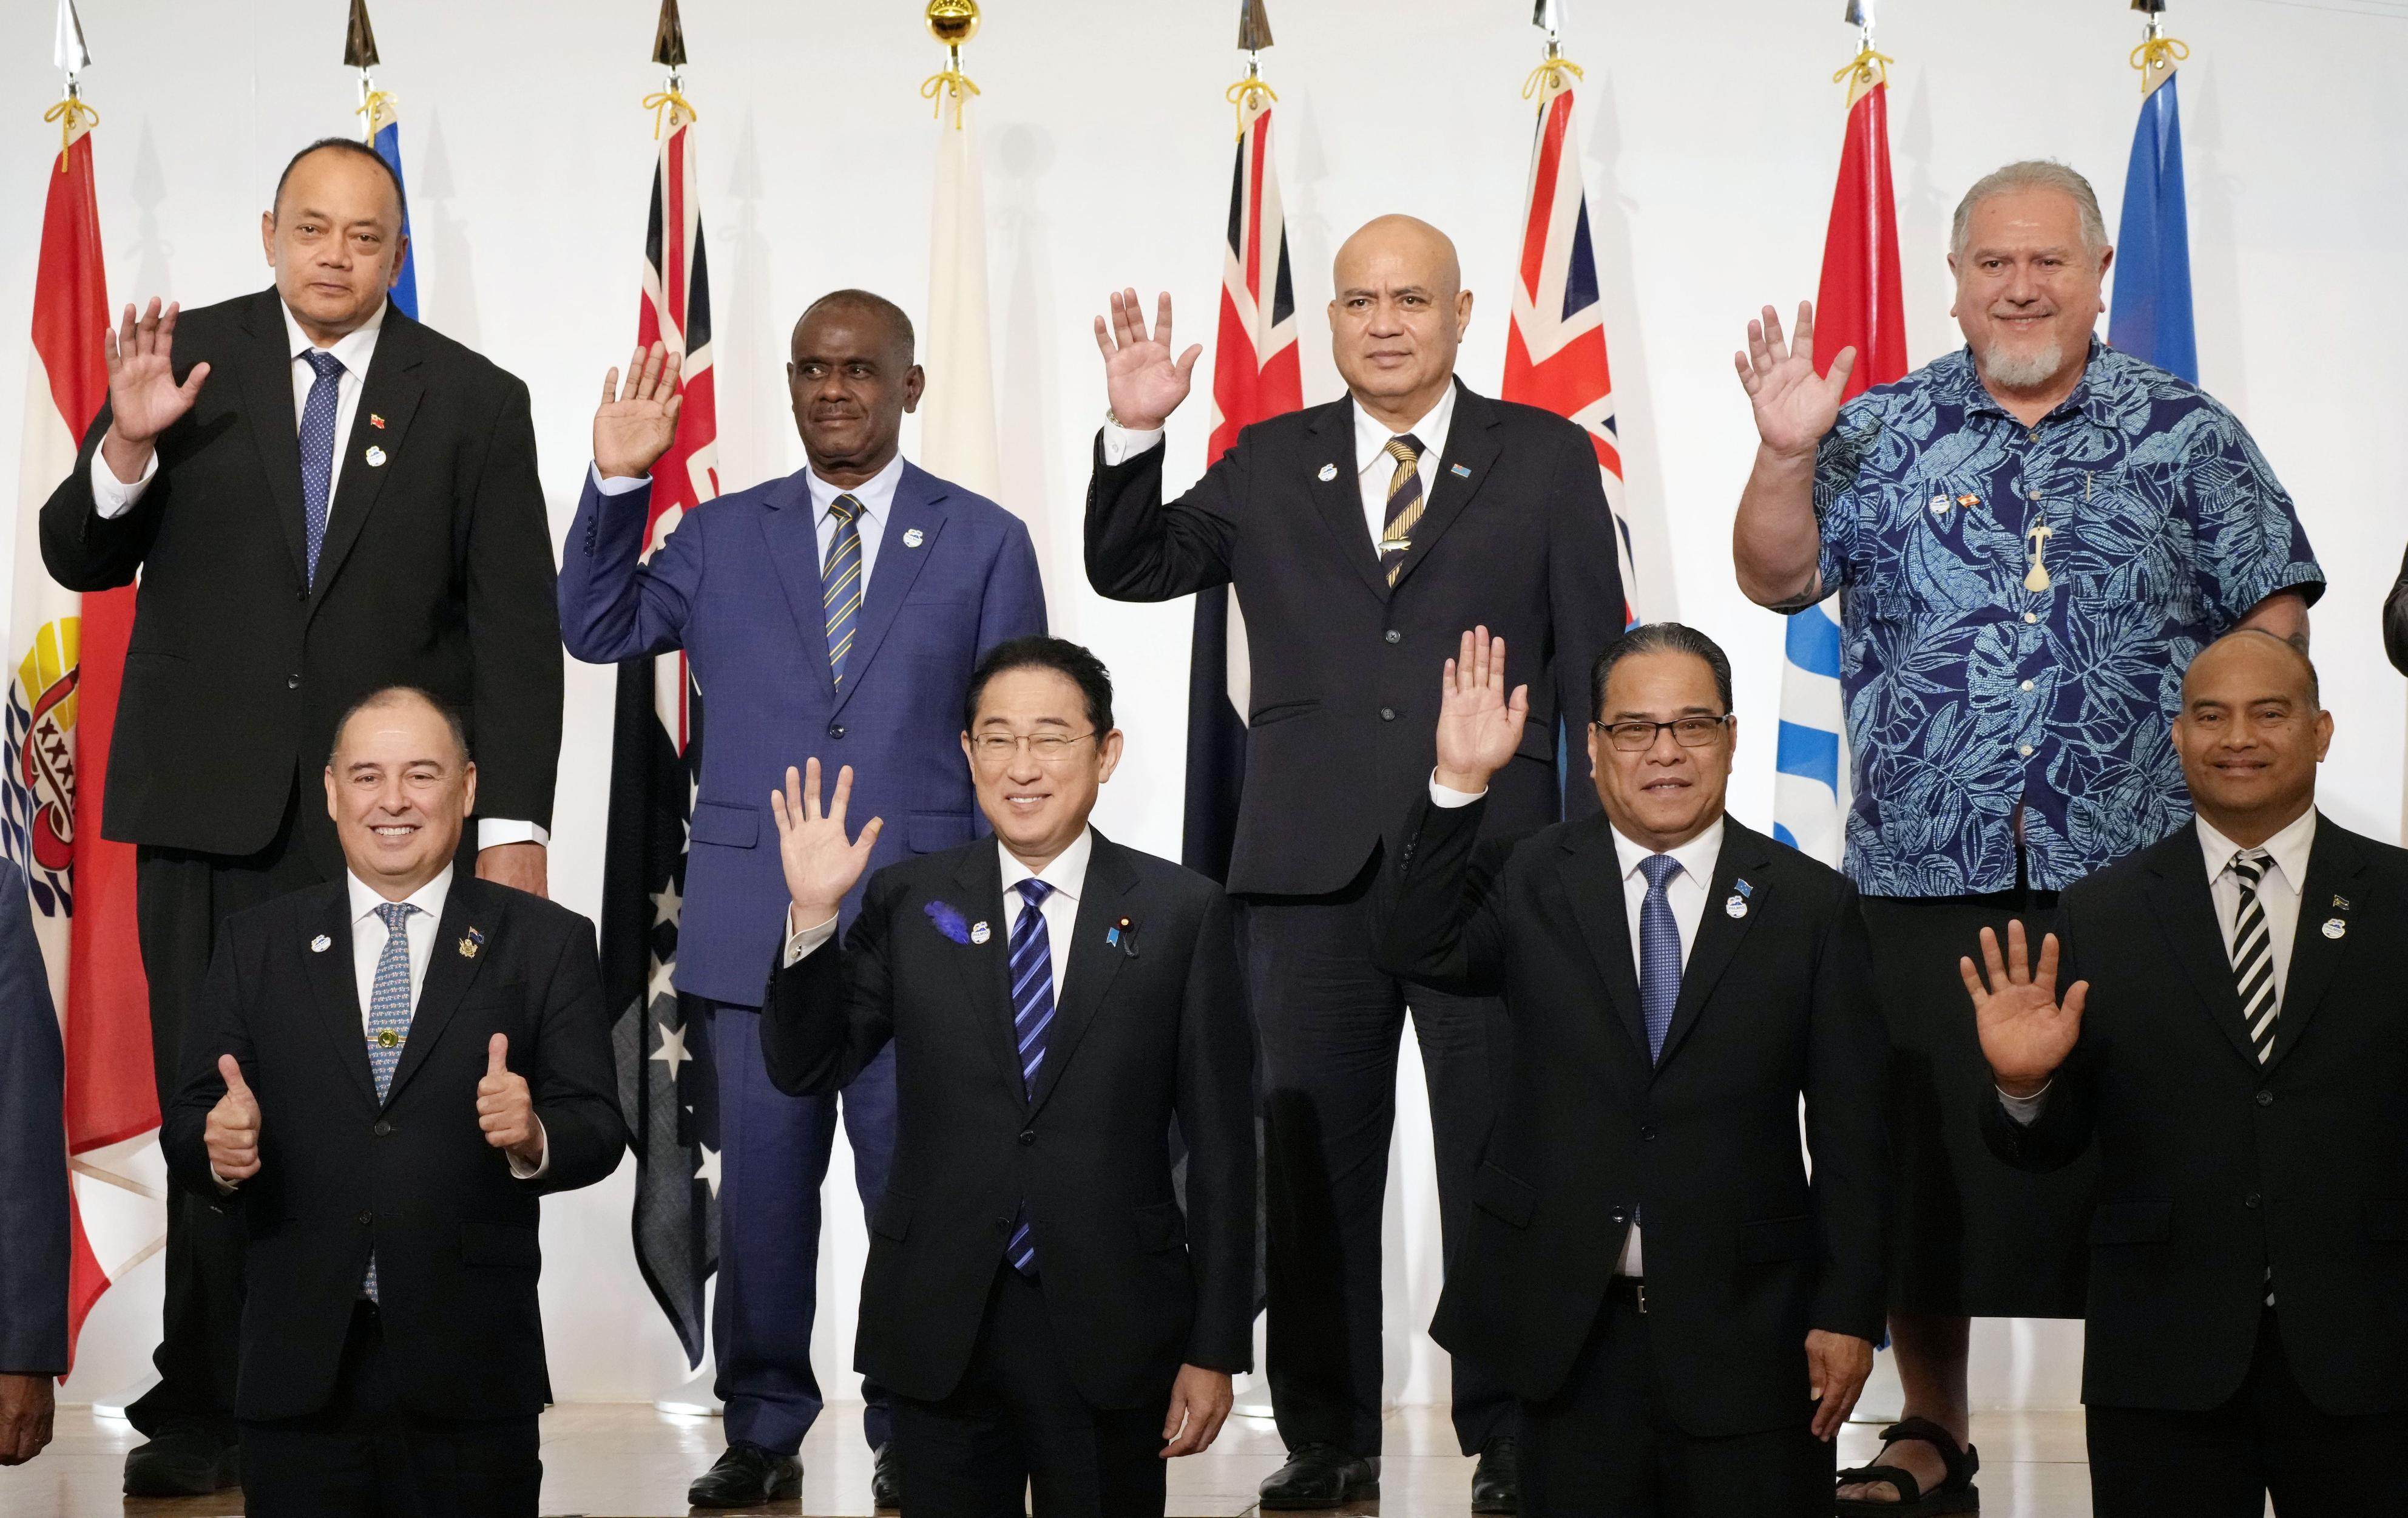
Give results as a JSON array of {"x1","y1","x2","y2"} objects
[
  {"x1": 1519, "y1": 1290, "x2": 1657, "y2": 1517},
  {"x1": 1408, "y1": 985, "x2": 1515, "y2": 1454},
  {"x1": 841, "y1": 1041, "x2": 900, "y2": 1450}
]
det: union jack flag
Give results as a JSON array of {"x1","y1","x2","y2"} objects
[
  {"x1": 1504, "y1": 80, "x2": 1642, "y2": 626},
  {"x1": 601, "y1": 97, "x2": 722, "y2": 1367},
  {"x1": 1183, "y1": 93, "x2": 1300, "y2": 881}
]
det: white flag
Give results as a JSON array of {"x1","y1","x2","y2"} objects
[{"x1": 920, "y1": 93, "x2": 1001, "y2": 501}]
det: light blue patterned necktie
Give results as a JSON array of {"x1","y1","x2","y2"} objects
[
  {"x1": 1003, "y1": 878, "x2": 1056, "y2": 1276},
  {"x1": 1637, "y1": 855, "x2": 1684, "y2": 1065},
  {"x1": 361, "y1": 900, "x2": 416, "y2": 1299},
  {"x1": 297, "y1": 349, "x2": 345, "y2": 586}
]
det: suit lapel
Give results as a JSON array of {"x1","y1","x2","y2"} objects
[
  {"x1": 1555, "y1": 819, "x2": 1649, "y2": 1062},
  {"x1": 1026, "y1": 835, "x2": 1135, "y2": 1118},
  {"x1": 2143, "y1": 840, "x2": 2261, "y2": 1071},
  {"x1": 302, "y1": 886, "x2": 379, "y2": 1111},
  {"x1": 1304, "y1": 401, "x2": 1392, "y2": 603},
  {"x1": 1385, "y1": 382, "x2": 1501, "y2": 593},
  {"x1": 760, "y1": 470, "x2": 838, "y2": 698},
  {"x1": 380, "y1": 878, "x2": 490, "y2": 1108},
  {"x1": 834, "y1": 466, "x2": 947, "y2": 716},
  {"x1": 944, "y1": 845, "x2": 1024, "y2": 1099},
  {"x1": 235, "y1": 290, "x2": 312, "y2": 591},
  {"x1": 2265, "y1": 816, "x2": 2364, "y2": 1072},
  {"x1": 1653, "y1": 824, "x2": 1772, "y2": 1074},
  {"x1": 307, "y1": 312, "x2": 427, "y2": 603}
]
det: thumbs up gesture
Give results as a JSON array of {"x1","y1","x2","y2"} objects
[
  {"x1": 476, "y1": 1034, "x2": 541, "y2": 1164},
  {"x1": 206, "y1": 1054, "x2": 262, "y2": 1182}
]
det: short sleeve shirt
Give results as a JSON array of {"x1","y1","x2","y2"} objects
[{"x1": 1810, "y1": 340, "x2": 2322, "y2": 897}]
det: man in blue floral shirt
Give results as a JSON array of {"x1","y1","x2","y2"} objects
[{"x1": 1732, "y1": 160, "x2": 2321, "y2": 1511}]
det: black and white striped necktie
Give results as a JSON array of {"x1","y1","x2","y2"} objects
[{"x1": 2228, "y1": 849, "x2": 2279, "y2": 1065}]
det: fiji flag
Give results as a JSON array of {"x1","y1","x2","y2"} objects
[
  {"x1": 2108, "y1": 41, "x2": 2194, "y2": 381},
  {"x1": 363, "y1": 92, "x2": 418, "y2": 320}
]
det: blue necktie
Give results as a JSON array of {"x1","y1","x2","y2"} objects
[
  {"x1": 1637, "y1": 855, "x2": 1684, "y2": 1065},
  {"x1": 297, "y1": 350, "x2": 346, "y2": 586},
  {"x1": 822, "y1": 494, "x2": 864, "y2": 686},
  {"x1": 1004, "y1": 878, "x2": 1056, "y2": 1276},
  {"x1": 361, "y1": 901, "x2": 416, "y2": 1299}
]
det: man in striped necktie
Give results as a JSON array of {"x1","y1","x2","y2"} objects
[{"x1": 1971, "y1": 629, "x2": 2408, "y2": 1517}]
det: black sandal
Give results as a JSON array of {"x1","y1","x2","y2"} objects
[{"x1": 1833, "y1": 1417, "x2": 1980, "y2": 1514}]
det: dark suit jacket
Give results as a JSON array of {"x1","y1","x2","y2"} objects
[
  {"x1": 162, "y1": 875, "x2": 624, "y2": 1421},
  {"x1": 2385, "y1": 541, "x2": 2408, "y2": 676},
  {"x1": 556, "y1": 461, "x2": 1045, "y2": 1006},
  {"x1": 761, "y1": 832, "x2": 1254, "y2": 1411},
  {"x1": 0, "y1": 861, "x2": 67, "y2": 1377},
  {"x1": 41, "y1": 289, "x2": 562, "y2": 873},
  {"x1": 1375, "y1": 797, "x2": 1889, "y2": 1437},
  {"x1": 1086, "y1": 382, "x2": 1626, "y2": 896},
  {"x1": 1984, "y1": 817, "x2": 2408, "y2": 1417}
]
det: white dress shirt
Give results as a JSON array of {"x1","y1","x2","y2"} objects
[
  {"x1": 1101, "y1": 383, "x2": 1460, "y2": 551},
  {"x1": 2001, "y1": 807, "x2": 2317, "y2": 1126},
  {"x1": 783, "y1": 829, "x2": 1097, "y2": 998},
  {"x1": 590, "y1": 450, "x2": 906, "y2": 590},
  {"x1": 1432, "y1": 775, "x2": 1722, "y2": 1277}
]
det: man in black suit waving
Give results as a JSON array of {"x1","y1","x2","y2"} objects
[
  {"x1": 41, "y1": 138, "x2": 562, "y2": 1497},
  {"x1": 1375, "y1": 625, "x2": 1887, "y2": 1516},
  {"x1": 1968, "y1": 629, "x2": 2408, "y2": 1516},
  {"x1": 1089, "y1": 215, "x2": 1625, "y2": 1508},
  {"x1": 162, "y1": 686, "x2": 620, "y2": 1518},
  {"x1": 760, "y1": 637, "x2": 1253, "y2": 1517}
]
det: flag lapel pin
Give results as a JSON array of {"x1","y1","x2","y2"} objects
[
  {"x1": 459, "y1": 926, "x2": 485, "y2": 960},
  {"x1": 369, "y1": 413, "x2": 386, "y2": 429},
  {"x1": 1449, "y1": 462, "x2": 1472, "y2": 478}
]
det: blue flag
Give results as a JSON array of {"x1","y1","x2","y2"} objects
[
  {"x1": 369, "y1": 105, "x2": 419, "y2": 320},
  {"x1": 1773, "y1": 599, "x2": 1848, "y2": 867},
  {"x1": 2109, "y1": 70, "x2": 2194, "y2": 381}
]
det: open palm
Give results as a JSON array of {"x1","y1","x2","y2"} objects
[
  {"x1": 1092, "y1": 288, "x2": 1200, "y2": 432},
  {"x1": 1961, "y1": 920, "x2": 2087, "y2": 1094},
  {"x1": 104, "y1": 299, "x2": 211, "y2": 447},
  {"x1": 1733, "y1": 301, "x2": 1856, "y2": 458},
  {"x1": 593, "y1": 342, "x2": 685, "y2": 480},
  {"x1": 1433, "y1": 628, "x2": 1529, "y2": 792},
  {"x1": 770, "y1": 759, "x2": 883, "y2": 923}
]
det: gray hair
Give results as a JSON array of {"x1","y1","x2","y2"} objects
[
  {"x1": 1950, "y1": 160, "x2": 2109, "y2": 260},
  {"x1": 1589, "y1": 622, "x2": 1734, "y2": 724}
]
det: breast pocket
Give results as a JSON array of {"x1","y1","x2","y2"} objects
[{"x1": 689, "y1": 801, "x2": 761, "y2": 850}]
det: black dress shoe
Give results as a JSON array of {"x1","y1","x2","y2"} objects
[
  {"x1": 123, "y1": 1420, "x2": 240, "y2": 1497},
  {"x1": 871, "y1": 1440, "x2": 902, "y2": 1510},
  {"x1": 1471, "y1": 1436, "x2": 1521, "y2": 1514},
  {"x1": 686, "y1": 1440, "x2": 802, "y2": 1509},
  {"x1": 1259, "y1": 1443, "x2": 1380, "y2": 1509}
]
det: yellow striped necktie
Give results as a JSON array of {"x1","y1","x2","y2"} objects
[
  {"x1": 1379, "y1": 433, "x2": 1426, "y2": 586},
  {"x1": 822, "y1": 495, "x2": 865, "y2": 685}
]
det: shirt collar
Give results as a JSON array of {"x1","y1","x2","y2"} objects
[
  {"x1": 282, "y1": 296, "x2": 388, "y2": 377},
  {"x1": 348, "y1": 862, "x2": 455, "y2": 929},
  {"x1": 1610, "y1": 815, "x2": 1725, "y2": 887},
  {"x1": 998, "y1": 827, "x2": 1095, "y2": 908},
  {"x1": 807, "y1": 452, "x2": 907, "y2": 526},
  {"x1": 1352, "y1": 382, "x2": 1458, "y2": 477},
  {"x1": 2196, "y1": 807, "x2": 2318, "y2": 893}
]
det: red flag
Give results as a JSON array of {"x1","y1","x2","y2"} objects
[
  {"x1": 7, "y1": 109, "x2": 149, "y2": 1366},
  {"x1": 1811, "y1": 69, "x2": 1909, "y2": 394}
]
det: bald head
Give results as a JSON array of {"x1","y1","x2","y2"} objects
[
  {"x1": 2183, "y1": 627, "x2": 2319, "y2": 708},
  {"x1": 1328, "y1": 215, "x2": 1473, "y2": 428}
]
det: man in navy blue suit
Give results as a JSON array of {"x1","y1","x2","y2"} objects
[
  {"x1": 560, "y1": 290, "x2": 1046, "y2": 1510},
  {"x1": 0, "y1": 859, "x2": 66, "y2": 1469}
]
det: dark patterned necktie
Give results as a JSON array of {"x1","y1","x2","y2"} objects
[
  {"x1": 822, "y1": 494, "x2": 865, "y2": 686},
  {"x1": 362, "y1": 900, "x2": 416, "y2": 1300},
  {"x1": 1004, "y1": 878, "x2": 1057, "y2": 1276},
  {"x1": 2228, "y1": 849, "x2": 2279, "y2": 1065},
  {"x1": 1378, "y1": 433, "x2": 1426, "y2": 586},
  {"x1": 1637, "y1": 855, "x2": 1684, "y2": 1063},
  {"x1": 298, "y1": 350, "x2": 345, "y2": 586}
]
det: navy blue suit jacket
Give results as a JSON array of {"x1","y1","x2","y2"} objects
[
  {"x1": 0, "y1": 860, "x2": 67, "y2": 1377},
  {"x1": 559, "y1": 462, "x2": 1046, "y2": 1008}
]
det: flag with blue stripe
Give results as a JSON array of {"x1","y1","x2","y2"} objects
[
  {"x1": 365, "y1": 93, "x2": 418, "y2": 320},
  {"x1": 1773, "y1": 600, "x2": 1848, "y2": 866},
  {"x1": 2108, "y1": 56, "x2": 2194, "y2": 381}
]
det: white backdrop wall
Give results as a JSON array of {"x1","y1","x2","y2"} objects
[{"x1": 6, "y1": 0, "x2": 2405, "y2": 1415}]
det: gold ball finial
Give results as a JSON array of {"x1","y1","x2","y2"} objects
[{"x1": 926, "y1": 0, "x2": 980, "y2": 48}]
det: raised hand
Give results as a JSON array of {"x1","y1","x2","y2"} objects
[
  {"x1": 593, "y1": 342, "x2": 685, "y2": 481},
  {"x1": 1732, "y1": 302, "x2": 1856, "y2": 460},
  {"x1": 1091, "y1": 288, "x2": 1201, "y2": 433},
  {"x1": 477, "y1": 1033, "x2": 541, "y2": 1164},
  {"x1": 1961, "y1": 920, "x2": 2087, "y2": 1098},
  {"x1": 205, "y1": 1053, "x2": 261, "y2": 1182},
  {"x1": 100, "y1": 299, "x2": 211, "y2": 479},
  {"x1": 1433, "y1": 627, "x2": 1529, "y2": 795},
  {"x1": 770, "y1": 759, "x2": 884, "y2": 931}
]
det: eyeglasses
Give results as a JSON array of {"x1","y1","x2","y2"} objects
[
  {"x1": 1593, "y1": 715, "x2": 1733, "y2": 752},
  {"x1": 970, "y1": 731, "x2": 1097, "y2": 762}
]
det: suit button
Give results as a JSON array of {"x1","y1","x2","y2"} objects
[
  {"x1": 2244, "y1": 1193, "x2": 2262, "y2": 1210},
  {"x1": 356, "y1": 1211, "x2": 373, "y2": 1226},
  {"x1": 1018, "y1": 1130, "x2": 1036, "y2": 1146},
  {"x1": 2256, "y1": 1089, "x2": 2274, "y2": 1106},
  {"x1": 294, "y1": 589, "x2": 308, "y2": 602},
  {"x1": 1639, "y1": 1125, "x2": 1657, "y2": 1141},
  {"x1": 995, "y1": 1216, "x2": 1012, "y2": 1235},
  {"x1": 828, "y1": 723, "x2": 845, "y2": 740},
  {"x1": 373, "y1": 1120, "x2": 393, "y2": 1136},
  {"x1": 1606, "y1": 1208, "x2": 1627, "y2": 1224},
  {"x1": 1380, "y1": 707, "x2": 1396, "y2": 722},
  {"x1": 287, "y1": 674, "x2": 302, "y2": 690},
  {"x1": 1384, "y1": 629, "x2": 1402, "y2": 645}
]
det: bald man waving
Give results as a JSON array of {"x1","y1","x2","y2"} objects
[{"x1": 1087, "y1": 215, "x2": 1626, "y2": 1511}]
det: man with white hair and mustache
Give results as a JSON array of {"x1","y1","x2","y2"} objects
[{"x1": 1730, "y1": 160, "x2": 2323, "y2": 1513}]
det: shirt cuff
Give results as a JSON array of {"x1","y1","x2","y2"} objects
[
  {"x1": 1997, "y1": 1081, "x2": 2052, "y2": 1126},
  {"x1": 1099, "y1": 422, "x2": 1164, "y2": 466},
  {"x1": 1429, "y1": 773, "x2": 1486, "y2": 808},
  {"x1": 209, "y1": 1166, "x2": 238, "y2": 1193},
  {"x1": 90, "y1": 446, "x2": 160, "y2": 518},
  {"x1": 589, "y1": 460, "x2": 652, "y2": 495},
  {"x1": 477, "y1": 820, "x2": 550, "y2": 850},
  {"x1": 782, "y1": 910, "x2": 839, "y2": 967},
  {"x1": 507, "y1": 1117, "x2": 550, "y2": 1181}
]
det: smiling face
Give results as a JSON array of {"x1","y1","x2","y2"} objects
[
  {"x1": 2172, "y1": 632, "x2": 2329, "y2": 842},
  {"x1": 788, "y1": 299, "x2": 923, "y2": 487},
  {"x1": 325, "y1": 693, "x2": 475, "y2": 900},
  {"x1": 962, "y1": 666, "x2": 1122, "y2": 872},
  {"x1": 1327, "y1": 215, "x2": 1473, "y2": 424},
  {"x1": 261, "y1": 147, "x2": 407, "y2": 345},
  {"x1": 1949, "y1": 185, "x2": 2111, "y2": 398},
  {"x1": 1587, "y1": 649, "x2": 1734, "y2": 853}
]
